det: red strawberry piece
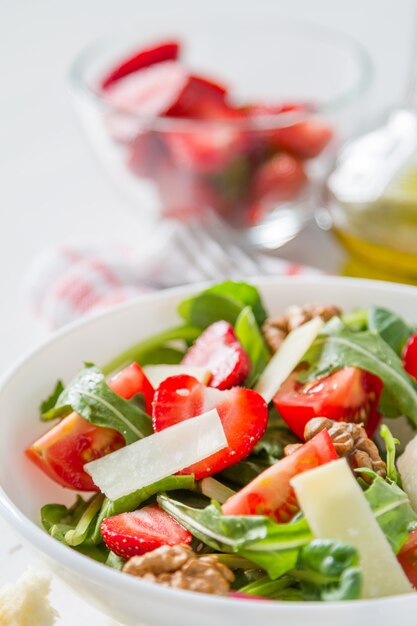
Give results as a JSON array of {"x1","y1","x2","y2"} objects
[
  {"x1": 127, "y1": 130, "x2": 168, "y2": 178},
  {"x1": 403, "y1": 334, "x2": 417, "y2": 382},
  {"x1": 100, "y1": 504, "x2": 191, "y2": 558},
  {"x1": 165, "y1": 125, "x2": 247, "y2": 174},
  {"x1": 248, "y1": 153, "x2": 308, "y2": 224},
  {"x1": 165, "y1": 74, "x2": 229, "y2": 118},
  {"x1": 101, "y1": 41, "x2": 180, "y2": 90},
  {"x1": 152, "y1": 375, "x2": 268, "y2": 479},
  {"x1": 273, "y1": 119, "x2": 333, "y2": 159},
  {"x1": 182, "y1": 321, "x2": 250, "y2": 389},
  {"x1": 103, "y1": 61, "x2": 189, "y2": 117}
]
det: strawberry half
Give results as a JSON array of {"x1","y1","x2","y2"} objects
[
  {"x1": 182, "y1": 321, "x2": 250, "y2": 389},
  {"x1": 103, "y1": 61, "x2": 189, "y2": 117},
  {"x1": 165, "y1": 74, "x2": 228, "y2": 118},
  {"x1": 100, "y1": 504, "x2": 191, "y2": 558},
  {"x1": 101, "y1": 41, "x2": 180, "y2": 90},
  {"x1": 152, "y1": 375, "x2": 268, "y2": 479}
]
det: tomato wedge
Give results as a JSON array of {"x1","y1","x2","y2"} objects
[
  {"x1": 222, "y1": 429, "x2": 337, "y2": 522},
  {"x1": 273, "y1": 366, "x2": 383, "y2": 440},
  {"x1": 398, "y1": 528, "x2": 417, "y2": 588},
  {"x1": 26, "y1": 362, "x2": 154, "y2": 491},
  {"x1": 403, "y1": 334, "x2": 417, "y2": 382}
]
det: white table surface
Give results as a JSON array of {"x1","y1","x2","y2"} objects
[{"x1": 0, "y1": 0, "x2": 415, "y2": 623}]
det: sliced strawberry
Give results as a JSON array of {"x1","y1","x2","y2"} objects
[
  {"x1": 101, "y1": 41, "x2": 180, "y2": 90},
  {"x1": 109, "y1": 362, "x2": 154, "y2": 415},
  {"x1": 103, "y1": 61, "x2": 189, "y2": 117},
  {"x1": 165, "y1": 74, "x2": 228, "y2": 118},
  {"x1": 403, "y1": 334, "x2": 417, "y2": 382},
  {"x1": 248, "y1": 153, "x2": 308, "y2": 224},
  {"x1": 152, "y1": 375, "x2": 268, "y2": 479},
  {"x1": 273, "y1": 119, "x2": 333, "y2": 159},
  {"x1": 100, "y1": 504, "x2": 191, "y2": 558},
  {"x1": 165, "y1": 125, "x2": 246, "y2": 173},
  {"x1": 182, "y1": 321, "x2": 250, "y2": 389}
]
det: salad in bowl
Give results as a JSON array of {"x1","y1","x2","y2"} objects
[{"x1": 22, "y1": 278, "x2": 417, "y2": 609}]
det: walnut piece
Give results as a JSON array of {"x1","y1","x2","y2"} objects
[
  {"x1": 262, "y1": 303, "x2": 341, "y2": 353},
  {"x1": 303, "y1": 417, "x2": 386, "y2": 478},
  {"x1": 122, "y1": 545, "x2": 234, "y2": 596}
]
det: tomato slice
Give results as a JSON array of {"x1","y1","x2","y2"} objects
[
  {"x1": 26, "y1": 362, "x2": 154, "y2": 491},
  {"x1": 273, "y1": 366, "x2": 383, "y2": 440},
  {"x1": 398, "y1": 528, "x2": 417, "y2": 588},
  {"x1": 222, "y1": 429, "x2": 337, "y2": 522},
  {"x1": 403, "y1": 334, "x2": 417, "y2": 382}
]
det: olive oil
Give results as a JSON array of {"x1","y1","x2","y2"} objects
[{"x1": 329, "y1": 163, "x2": 417, "y2": 284}]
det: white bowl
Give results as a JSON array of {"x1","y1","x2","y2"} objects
[{"x1": 1, "y1": 276, "x2": 417, "y2": 626}]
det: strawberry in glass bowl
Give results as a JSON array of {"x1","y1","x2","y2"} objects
[{"x1": 69, "y1": 17, "x2": 372, "y2": 247}]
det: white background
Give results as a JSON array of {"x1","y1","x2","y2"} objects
[{"x1": 0, "y1": 1, "x2": 416, "y2": 623}]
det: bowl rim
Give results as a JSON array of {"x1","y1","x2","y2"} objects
[
  {"x1": 68, "y1": 16, "x2": 373, "y2": 132},
  {"x1": 1, "y1": 275, "x2": 417, "y2": 614}
]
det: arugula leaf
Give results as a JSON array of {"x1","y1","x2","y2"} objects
[
  {"x1": 380, "y1": 425, "x2": 401, "y2": 485},
  {"x1": 178, "y1": 293, "x2": 243, "y2": 328},
  {"x1": 239, "y1": 575, "x2": 296, "y2": 599},
  {"x1": 300, "y1": 328, "x2": 417, "y2": 424},
  {"x1": 368, "y1": 307, "x2": 413, "y2": 356},
  {"x1": 102, "y1": 325, "x2": 201, "y2": 375},
  {"x1": 157, "y1": 494, "x2": 313, "y2": 579},
  {"x1": 92, "y1": 475, "x2": 196, "y2": 544},
  {"x1": 293, "y1": 540, "x2": 361, "y2": 601},
  {"x1": 54, "y1": 365, "x2": 153, "y2": 444},
  {"x1": 234, "y1": 306, "x2": 269, "y2": 387},
  {"x1": 178, "y1": 281, "x2": 267, "y2": 329},
  {"x1": 238, "y1": 540, "x2": 361, "y2": 602},
  {"x1": 204, "y1": 282, "x2": 267, "y2": 327},
  {"x1": 363, "y1": 475, "x2": 417, "y2": 553},
  {"x1": 138, "y1": 346, "x2": 184, "y2": 365},
  {"x1": 40, "y1": 380, "x2": 66, "y2": 420},
  {"x1": 105, "y1": 551, "x2": 125, "y2": 570},
  {"x1": 41, "y1": 495, "x2": 108, "y2": 562},
  {"x1": 65, "y1": 493, "x2": 105, "y2": 547}
]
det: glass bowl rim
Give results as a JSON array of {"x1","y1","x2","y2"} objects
[{"x1": 68, "y1": 16, "x2": 373, "y2": 132}]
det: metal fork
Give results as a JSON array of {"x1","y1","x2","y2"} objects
[{"x1": 144, "y1": 211, "x2": 295, "y2": 288}]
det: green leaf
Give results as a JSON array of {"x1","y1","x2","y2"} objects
[
  {"x1": 157, "y1": 494, "x2": 313, "y2": 579},
  {"x1": 101, "y1": 325, "x2": 201, "y2": 375},
  {"x1": 55, "y1": 365, "x2": 153, "y2": 444},
  {"x1": 41, "y1": 495, "x2": 109, "y2": 562},
  {"x1": 105, "y1": 551, "x2": 125, "y2": 570},
  {"x1": 92, "y1": 475, "x2": 196, "y2": 544},
  {"x1": 239, "y1": 575, "x2": 295, "y2": 599},
  {"x1": 178, "y1": 293, "x2": 243, "y2": 328},
  {"x1": 65, "y1": 493, "x2": 105, "y2": 547},
  {"x1": 380, "y1": 425, "x2": 401, "y2": 485},
  {"x1": 300, "y1": 328, "x2": 417, "y2": 424},
  {"x1": 204, "y1": 282, "x2": 267, "y2": 327},
  {"x1": 234, "y1": 306, "x2": 269, "y2": 387},
  {"x1": 178, "y1": 281, "x2": 267, "y2": 329},
  {"x1": 293, "y1": 540, "x2": 361, "y2": 601},
  {"x1": 41, "y1": 496, "x2": 89, "y2": 533},
  {"x1": 138, "y1": 346, "x2": 184, "y2": 365},
  {"x1": 363, "y1": 475, "x2": 417, "y2": 553},
  {"x1": 368, "y1": 307, "x2": 413, "y2": 356},
  {"x1": 40, "y1": 380, "x2": 66, "y2": 420}
]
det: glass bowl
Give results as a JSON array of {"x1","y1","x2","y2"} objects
[{"x1": 69, "y1": 15, "x2": 372, "y2": 248}]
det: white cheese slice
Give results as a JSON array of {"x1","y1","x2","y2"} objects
[
  {"x1": 398, "y1": 434, "x2": 417, "y2": 513},
  {"x1": 143, "y1": 364, "x2": 211, "y2": 388},
  {"x1": 85, "y1": 409, "x2": 227, "y2": 501},
  {"x1": 255, "y1": 316, "x2": 324, "y2": 404},
  {"x1": 0, "y1": 568, "x2": 58, "y2": 626},
  {"x1": 291, "y1": 458, "x2": 413, "y2": 599}
]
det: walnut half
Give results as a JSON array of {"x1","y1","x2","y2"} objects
[
  {"x1": 262, "y1": 303, "x2": 341, "y2": 353},
  {"x1": 302, "y1": 417, "x2": 386, "y2": 479},
  {"x1": 123, "y1": 545, "x2": 234, "y2": 596}
]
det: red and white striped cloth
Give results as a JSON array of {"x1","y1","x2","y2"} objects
[{"x1": 24, "y1": 227, "x2": 322, "y2": 330}]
